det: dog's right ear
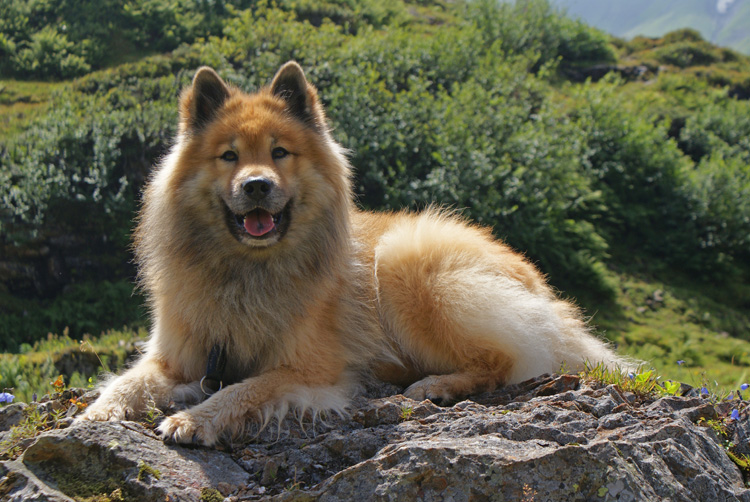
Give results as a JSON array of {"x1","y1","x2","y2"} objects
[{"x1": 180, "y1": 67, "x2": 231, "y2": 132}]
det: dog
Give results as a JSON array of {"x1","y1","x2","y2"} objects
[{"x1": 80, "y1": 62, "x2": 631, "y2": 445}]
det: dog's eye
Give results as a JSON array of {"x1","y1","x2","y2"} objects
[
  {"x1": 220, "y1": 150, "x2": 238, "y2": 162},
  {"x1": 271, "y1": 147, "x2": 289, "y2": 160}
]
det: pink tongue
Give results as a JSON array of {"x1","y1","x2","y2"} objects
[{"x1": 244, "y1": 209, "x2": 275, "y2": 237}]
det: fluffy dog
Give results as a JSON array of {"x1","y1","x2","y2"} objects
[{"x1": 81, "y1": 62, "x2": 631, "y2": 445}]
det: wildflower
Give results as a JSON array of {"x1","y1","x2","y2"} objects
[
  {"x1": 742, "y1": 383, "x2": 749, "y2": 391},
  {"x1": 51, "y1": 375, "x2": 65, "y2": 392},
  {"x1": 701, "y1": 387, "x2": 709, "y2": 396},
  {"x1": 677, "y1": 360, "x2": 685, "y2": 366},
  {"x1": 627, "y1": 373, "x2": 635, "y2": 380},
  {"x1": 727, "y1": 393, "x2": 735, "y2": 401},
  {"x1": 731, "y1": 409, "x2": 740, "y2": 420},
  {"x1": 0, "y1": 392, "x2": 14, "y2": 404}
]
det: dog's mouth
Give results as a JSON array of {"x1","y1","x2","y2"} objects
[{"x1": 224, "y1": 201, "x2": 292, "y2": 244}]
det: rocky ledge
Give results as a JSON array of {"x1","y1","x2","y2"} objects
[{"x1": 1, "y1": 374, "x2": 749, "y2": 501}]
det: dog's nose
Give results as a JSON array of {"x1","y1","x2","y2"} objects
[{"x1": 242, "y1": 178, "x2": 273, "y2": 200}]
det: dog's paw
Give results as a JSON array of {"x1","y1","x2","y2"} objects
[
  {"x1": 78, "y1": 401, "x2": 131, "y2": 422},
  {"x1": 158, "y1": 411, "x2": 218, "y2": 446},
  {"x1": 404, "y1": 376, "x2": 456, "y2": 406}
]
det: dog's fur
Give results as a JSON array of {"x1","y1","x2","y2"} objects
[{"x1": 81, "y1": 62, "x2": 631, "y2": 445}]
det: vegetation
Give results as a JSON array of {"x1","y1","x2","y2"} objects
[
  {"x1": 0, "y1": 328, "x2": 146, "y2": 403},
  {"x1": 1, "y1": 0, "x2": 749, "y2": 394}
]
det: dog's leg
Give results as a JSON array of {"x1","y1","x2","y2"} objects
[
  {"x1": 80, "y1": 356, "x2": 177, "y2": 421},
  {"x1": 402, "y1": 352, "x2": 514, "y2": 405},
  {"x1": 157, "y1": 368, "x2": 350, "y2": 446}
]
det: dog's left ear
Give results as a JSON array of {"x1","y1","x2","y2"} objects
[{"x1": 270, "y1": 62, "x2": 324, "y2": 130}]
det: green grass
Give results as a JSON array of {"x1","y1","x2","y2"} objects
[
  {"x1": 0, "y1": 328, "x2": 147, "y2": 403},
  {"x1": 0, "y1": 80, "x2": 64, "y2": 138},
  {"x1": 595, "y1": 269, "x2": 750, "y2": 389}
]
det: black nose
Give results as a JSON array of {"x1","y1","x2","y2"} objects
[{"x1": 242, "y1": 178, "x2": 273, "y2": 200}]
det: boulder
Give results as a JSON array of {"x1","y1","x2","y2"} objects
[{"x1": 0, "y1": 374, "x2": 748, "y2": 501}]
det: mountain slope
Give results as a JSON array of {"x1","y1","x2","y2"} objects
[{"x1": 552, "y1": 0, "x2": 750, "y2": 53}]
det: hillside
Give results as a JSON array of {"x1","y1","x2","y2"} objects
[
  {"x1": 1, "y1": 0, "x2": 750, "y2": 400},
  {"x1": 552, "y1": 0, "x2": 750, "y2": 53}
]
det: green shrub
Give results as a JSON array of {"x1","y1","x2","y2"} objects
[
  {"x1": 655, "y1": 41, "x2": 722, "y2": 68},
  {"x1": 11, "y1": 26, "x2": 91, "y2": 79},
  {"x1": 568, "y1": 79, "x2": 706, "y2": 270},
  {"x1": 687, "y1": 151, "x2": 750, "y2": 268},
  {"x1": 466, "y1": 0, "x2": 615, "y2": 70},
  {"x1": 276, "y1": 0, "x2": 407, "y2": 33},
  {"x1": 662, "y1": 28, "x2": 705, "y2": 45},
  {"x1": 0, "y1": 0, "x2": 255, "y2": 79},
  {"x1": 0, "y1": 281, "x2": 146, "y2": 352}
]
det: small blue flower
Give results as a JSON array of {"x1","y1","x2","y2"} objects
[
  {"x1": 727, "y1": 393, "x2": 735, "y2": 401},
  {"x1": 627, "y1": 373, "x2": 635, "y2": 380},
  {"x1": 701, "y1": 387, "x2": 709, "y2": 395},
  {"x1": 0, "y1": 392, "x2": 14, "y2": 404},
  {"x1": 731, "y1": 409, "x2": 740, "y2": 420},
  {"x1": 742, "y1": 383, "x2": 749, "y2": 391},
  {"x1": 677, "y1": 360, "x2": 685, "y2": 366}
]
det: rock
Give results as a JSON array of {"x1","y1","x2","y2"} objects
[
  {"x1": 0, "y1": 460, "x2": 75, "y2": 502},
  {"x1": 1, "y1": 375, "x2": 748, "y2": 502},
  {"x1": 0, "y1": 403, "x2": 27, "y2": 432},
  {"x1": 1, "y1": 421, "x2": 249, "y2": 502},
  {"x1": 561, "y1": 63, "x2": 653, "y2": 83}
]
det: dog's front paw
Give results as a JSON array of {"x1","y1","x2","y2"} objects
[{"x1": 158, "y1": 411, "x2": 218, "y2": 446}]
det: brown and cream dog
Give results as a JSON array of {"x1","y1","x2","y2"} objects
[{"x1": 81, "y1": 62, "x2": 631, "y2": 445}]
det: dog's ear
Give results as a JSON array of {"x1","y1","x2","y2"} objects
[
  {"x1": 270, "y1": 61, "x2": 324, "y2": 130},
  {"x1": 180, "y1": 67, "x2": 231, "y2": 131}
]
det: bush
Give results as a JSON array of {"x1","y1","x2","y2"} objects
[
  {"x1": 0, "y1": 0, "x2": 254, "y2": 79},
  {"x1": 11, "y1": 26, "x2": 91, "y2": 79},
  {"x1": 466, "y1": 0, "x2": 616, "y2": 70},
  {"x1": 655, "y1": 41, "x2": 721, "y2": 68},
  {"x1": 678, "y1": 99, "x2": 750, "y2": 269},
  {"x1": 688, "y1": 152, "x2": 750, "y2": 266},
  {"x1": 1, "y1": 62, "x2": 179, "y2": 238},
  {"x1": 0, "y1": 281, "x2": 146, "y2": 352},
  {"x1": 662, "y1": 28, "x2": 704, "y2": 45}
]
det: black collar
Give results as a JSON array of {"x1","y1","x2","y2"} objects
[{"x1": 200, "y1": 344, "x2": 227, "y2": 395}]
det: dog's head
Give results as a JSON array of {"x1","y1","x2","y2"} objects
[{"x1": 165, "y1": 62, "x2": 351, "y2": 255}]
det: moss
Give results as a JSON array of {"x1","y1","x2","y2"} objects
[
  {"x1": 136, "y1": 460, "x2": 162, "y2": 482},
  {"x1": 726, "y1": 450, "x2": 750, "y2": 477},
  {"x1": 23, "y1": 439, "x2": 147, "y2": 502},
  {"x1": 50, "y1": 470, "x2": 129, "y2": 502},
  {"x1": 200, "y1": 487, "x2": 224, "y2": 502},
  {"x1": 77, "y1": 488, "x2": 125, "y2": 502}
]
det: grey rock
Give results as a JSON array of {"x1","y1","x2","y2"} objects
[
  {"x1": 1, "y1": 420, "x2": 249, "y2": 502},
  {"x1": 0, "y1": 403, "x2": 27, "y2": 433},
  {"x1": 0, "y1": 460, "x2": 75, "y2": 502},
  {"x1": 1, "y1": 375, "x2": 748, "y2": 502}
]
